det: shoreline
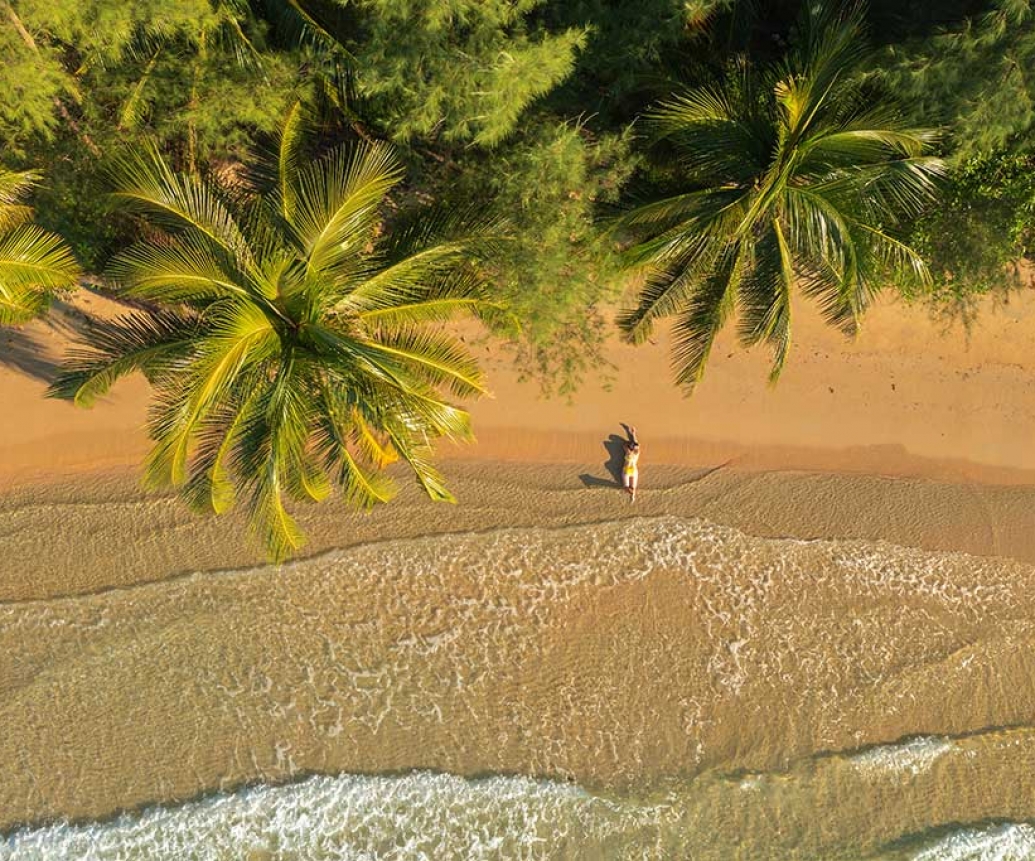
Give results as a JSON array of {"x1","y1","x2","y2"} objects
[
  {"x1": 6, "y1": 291, "x2": 1035, "y2": 847},
  {"x1": 6, "y1": 286, "x2": 1035, "y2": 496},
  {"x1": 4, "y1": 456, "x2": 1035, "y2": 606}
]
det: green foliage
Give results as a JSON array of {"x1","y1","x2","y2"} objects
[
  {"x1": 290, "y1": 0, "x2": 587, "y2": 145},
  {"x1": 0, "y1": 166, "x2": 81, "y2": 324},
  {"x1": 0, "y1": 11, "x2": 68, "y2": 146},
  {"x1": 1, "y1": 0, "x2": 303, "y2": 265},
  {"x1": 50, "y1": 112, "x2": 498, "y2": 560},
  {"x1": 537, "y1": 0, "x2": 733, "y2": 117},
  {"x1": 878, "y1": 0, "x2": 1035, "y2": 157},
  {"x1": 906, "y1": 149, "x2": 1035, "y2": 299},
  {"x1": 616, "y1": 2, "x2": 944, "y2": 388},
  {"x1": 447, "y1": 119, "x2": 637, "y2": 395},
  {"x1": 7, "y1": 0, "x2": 1029, "y2": 401}
]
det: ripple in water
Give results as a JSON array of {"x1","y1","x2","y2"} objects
[{"x1": 0, "y1": 772, "x2": 671, "y2": 861}]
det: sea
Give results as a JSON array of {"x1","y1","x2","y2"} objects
[{"x1": 3, "y1": 515, "x2": 1035, "y2": 859}]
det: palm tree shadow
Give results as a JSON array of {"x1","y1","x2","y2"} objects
[
  {"x1": 0, "y1": 328, "x2": 59, "y2": 382},
  {"x1": 578, "y1": 433, "x2": 630, "y2": 488},
  {"x1": 0, "y1": 297, "x2": 97, "y2": 383}
]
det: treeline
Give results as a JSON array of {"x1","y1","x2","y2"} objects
[
  {"x1": 4, "y1": 0, "x2": 1034, "y2": 386},
  {"x1": 2, "y1": 0, "x2": 1033, "y2": 557}
]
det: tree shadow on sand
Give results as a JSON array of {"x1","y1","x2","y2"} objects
[
  {"x1": 579, "y1": 425, "x2": 636, "y2": 488},
  {"x1": 0, "y1": 294, "x2": 114, "y2": 384},
  {"x1": 0, "y1": 327, "x2": 60, "y2": 382}
]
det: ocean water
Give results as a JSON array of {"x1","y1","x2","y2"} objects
[{"x1": 4, "y1": 515, "x2": 1035, "y2": 858}]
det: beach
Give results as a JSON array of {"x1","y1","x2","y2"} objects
[{"x1": 4, "y1": 288, "x2": 1035, "y2": 858}]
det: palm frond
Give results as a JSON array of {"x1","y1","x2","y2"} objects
[
  {"x1": 277, "y1": 100, "x2": 307, "y2": 222},
  {"x1": 144, "y1": 301, "x2": 279, "y2": 487},
  {"x1": 670, "y1": 241, "x2": 746, "y2": 388},
  {"x1": 617, "y1": 236, "x2": 722, "y2": 343},
  {"x1": 118, "y1": 47, "x2": 161, "y2": 130},
  {"x1": 348, "y1": 267, "x2": 494, "y2": 325},
  {"x1": 0, "y1": 224, "x2": 81, "y2": 291},
  {"x1": 0, "y1": 168, "x2": 39, "y2": 230},
  {"x1": 313, "y1": 381, "x2": 398, "y2": 508},
  {"x1": 385, "y1": 423, "x2": 457, "y2": 504},
  {"x1": 737, "y1": 219, "x2": 794, "y2": 382},
  {"x1": 48, "y1": 310, "x2": 198, "y2": 405},
  {"x1": 649, "y1": 88, "x2": 771, "y2": 181},
  {"x1": 111, "y1": 143, "x2": 252, "y2": 262},
  {"x1": 360, "y1": 327, "x2": 486, "y2": 399},
  {"x1": 107, "y1": 235, "x2": 260, "y2": 305},
  {"x1": 291, "y1": 141, "x2": 403, "y2": 277},
  {"x1": 182, "y1": 377, "x2": 265, "y2": 515}
]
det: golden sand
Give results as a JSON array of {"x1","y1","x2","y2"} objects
[{"x1": 4, "y1": 288, "x2": 1035, "y2": 857}]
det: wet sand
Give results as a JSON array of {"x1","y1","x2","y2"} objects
[
  {"x1": 4, "y1": 288, "x2": 1035, "y2": 855},
  {"x1": 5, "y1": 505, "x2": 1035, "y2": 860}
]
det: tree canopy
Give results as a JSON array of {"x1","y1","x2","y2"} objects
[
  {"x1": 0, "y1": 0, "x2": 1029, "y2": 552},
  {"x1": 615, "y1": 4, "x2": 943, "y2": 386},
  {"x1": 50, "y1": 107, "x2": 498, "y2": 559}
]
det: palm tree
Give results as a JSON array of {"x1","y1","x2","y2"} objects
[
  {"x1": 0, "y1": 168, "x2": 81, "y2": 325},
  {"x1": 51, "y1": 105, "x2": 498, "y2": 560},
  {"x1": 615, "y1": 3, "x2": 944, "y2": 388}
]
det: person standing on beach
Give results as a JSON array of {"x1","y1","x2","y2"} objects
[{"x1": 623, "y1": 426, "x2": 641, "y2": 502}]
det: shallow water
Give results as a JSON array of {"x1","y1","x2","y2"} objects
[{"x1": 4, "y1": 514, "x2": 1035, "y2": 857}]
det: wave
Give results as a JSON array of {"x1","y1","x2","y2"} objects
[
  {"x1": 849, "y1": 736, "x2": 954, "y2": 777},
  {"x1": 5, "y1": 516, "x2": 1035, "y2": 857},
  {"x1": 0, "y1": 772, "x2": 670, "y2": 861},
  {"x1": 910, "y1": 823, "x2": 1035, "y2": 861},
  {"x1": 873, "y1": 822, "x2": 1035, "y2": 861}
]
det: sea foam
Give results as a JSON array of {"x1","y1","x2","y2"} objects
[
  {"x1": 0, "y1": 772, "x2": 668, "y2": 861},
  {"x1": 908, "y1": 822, "x2": 1035, "y2": 861}
]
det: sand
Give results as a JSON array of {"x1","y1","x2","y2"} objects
[
  {"x1": 4, "y1": 286, "x2": 1035, "y2": 850},
  {"x1": 5, "y1": 286, "x2": 1035, "y2": 490}
]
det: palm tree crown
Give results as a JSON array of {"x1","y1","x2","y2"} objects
[
  {"x1": 616, "y1": 4, "x2": 944, "y2": 388},
  {"x1": 0, "y1": 168, "x2": 80, "y2": 325},
  {"x1": 52, "y1": 106, "x2": 497, "y2": 560}
]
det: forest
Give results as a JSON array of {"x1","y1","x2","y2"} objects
[{"x1": 2, "y1": 0, "x2": 1033, "y2": 556}]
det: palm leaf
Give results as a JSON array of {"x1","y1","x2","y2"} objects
[
  {"x1": 145, "y1": 301, "x2": 279, "y2": 487},
  {"x1": 111, "y1": 143, "x2": 253, "y2": 262},
  {"x1": 291, "y1": 141, "x2": 402, "y2": 277},
  {"x1": 670, "y1": 241, "x2": 747, "y2": 388},
  {"x1": 48, "y1": 310, "x2": 197, "y2": 405}
]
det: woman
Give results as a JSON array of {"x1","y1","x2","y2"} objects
[{"x1": 623, "y1": 426, "x2": 640, "y2": 502}]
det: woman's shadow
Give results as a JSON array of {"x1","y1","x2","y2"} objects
[{"x1": 579, "y1": 424, "x2": 635, "y2": 488}]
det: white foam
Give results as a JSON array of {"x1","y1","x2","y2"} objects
[
  {"x1": 850, "y1": 737, "x2": 953, "y2": 777},
  {"x1": 0, "y1": 772, "x2": 668, "y2": 861},
  {"x1": 909, "y1": 822, "x2": 1035, "y2": 861}
]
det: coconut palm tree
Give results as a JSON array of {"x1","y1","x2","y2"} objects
[
  {"x1": 0, "y1": 168, "x2": 80, "y2": 324},
  {"x1": 51, "y1": 106, "x2": 498, "y2": 560},
  {"x1": 615, "y1": 2, "x2": 944, "y2": 388}
]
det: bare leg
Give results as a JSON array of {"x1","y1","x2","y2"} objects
[{"x1": 630, "y1": 471, "x2": 638, "y2": 503}]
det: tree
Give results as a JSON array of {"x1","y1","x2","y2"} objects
[
  {"x1": 615, "y1": 2, "x2": 944, "y2": 388},
  {"x1": 873, "y1": 1, "x2": 1035, "y2": 301},
  {"x1": 441, "y1": 118, "x2": 638, "y2": 396},
  {"x1": 0, "y1": 167, "x2": 80, "y2": 324},
  {"x1": 50, "y1": 106, "x2": 497, "y2": 560},
  {"x1": 878, "y1": 0, "x2": 1035, "y2": 159},
  {"x1": 281, "y1": 0, "x2": 587, "y2": 146},
  {"x1": 1, "y1": 0, "x2": 301, "y2": 269}
]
